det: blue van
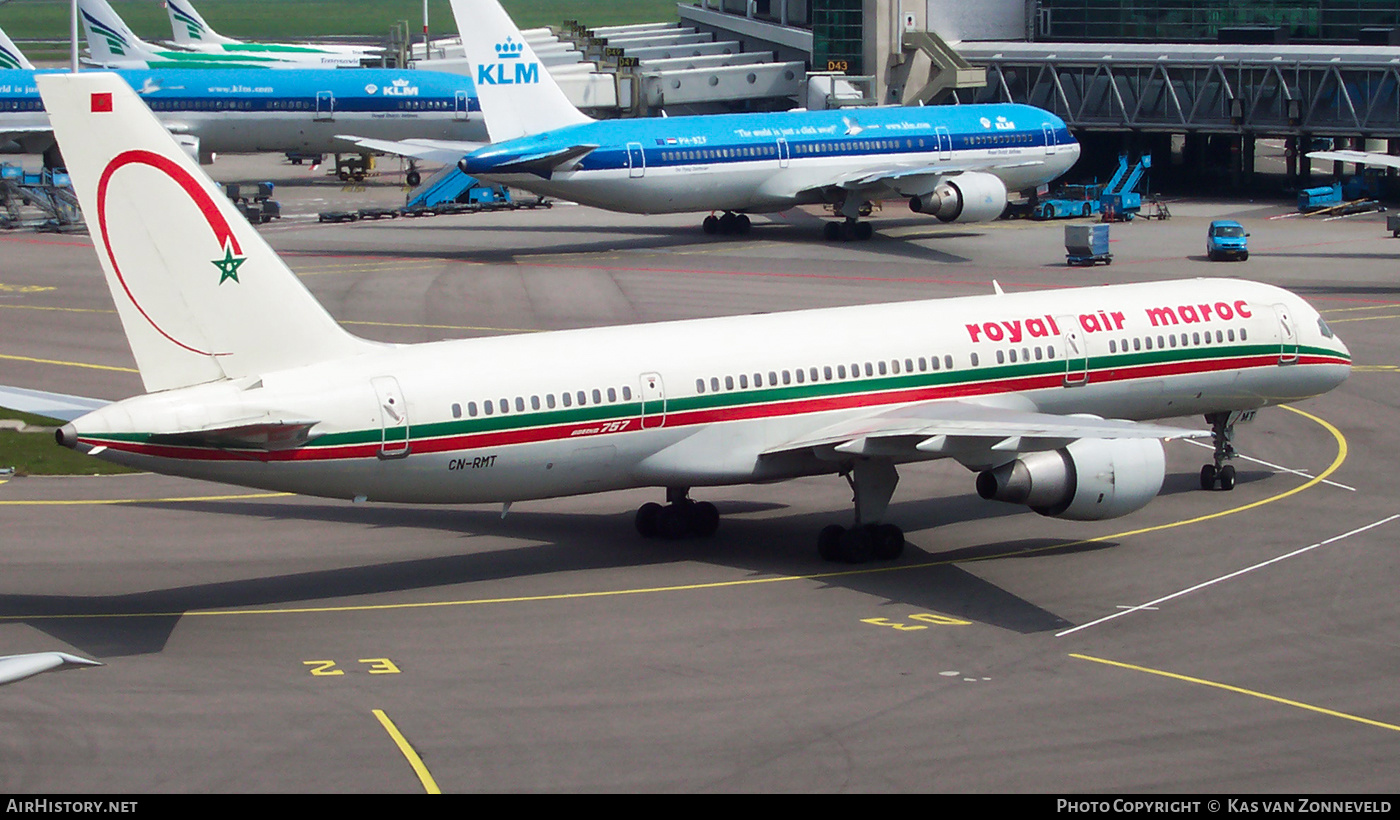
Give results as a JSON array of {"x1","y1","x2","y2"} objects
[{"x1": 1206, "y1": 220, "x2": 1249, "y2": 261}]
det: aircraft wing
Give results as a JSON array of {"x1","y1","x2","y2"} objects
[
  {"x1": 761, "y1": 400, "x2": 1203, "y2": 466},
  {"x1": 782, "y1": 158, "x2": 1049, "y2": 201},
  {"x1": 1306, "y1": 149, "x2": 1400, "y2": 170},
  {"x1": 334, "y1": 135, "x2": 487, "y2": 164}
]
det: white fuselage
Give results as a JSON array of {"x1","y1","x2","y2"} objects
[{"x1": 68, "y1": 279, "x2": 1350, "y2": 505}]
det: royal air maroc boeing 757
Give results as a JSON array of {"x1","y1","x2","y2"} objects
[{"x1": 35, "y1": 72, "x2": 1350, "y2": 562}]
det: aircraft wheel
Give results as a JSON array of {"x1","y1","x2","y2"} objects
[
  {"x1": 636, "y1": 502, "x2": 663, "y2": 537},
  {"x1": 823, "y1": 222, "x2": 840, "y2": 241},
  {"x1": 1199, "y1": 464, "x2": 1217, "y2": 490},
  {"x1": 735, "y1": 213, "x2": 751, "y2": 234},
  {"x1": 1217, "y1": 465, "x2": 1237, "y2": 491},
  {"x1": 855, "y1": 221, "x2": 873, "y2": 241},
  {"x1": 817, "y1": 525, "x2": 844, "y2": 562},
  {"x1": 656, "y1": 504, "x2": 690, "y2": 539},
  {"x1": 406, "y1": 170, "x2": 421, "y2": 187},
  {"x1": 703, "y1": 215, "x2": 720, "y2": 234},
  {"x1": 838, "y1": 527, "x2": 875, "y2": 563},
  {"x1": 871, "y1": 524, "x2": 905, "y2": 560},
  {"x1": 689, "y1": 501, "x2": 720, "y2": 537}
]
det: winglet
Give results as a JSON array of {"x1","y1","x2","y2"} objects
[{"x1": 38, "y1": 72, "x2": 380, "y2": 393}]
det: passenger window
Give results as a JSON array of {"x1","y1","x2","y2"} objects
[
  {"x1": 562, "y1": 393, "x2": 572, "y2": 407},
  {"x1": 623, "y1": 386, "x2": 633, "y2": 401},
  {"x1": 782, "y1": 370, "x2": 791, "y2": 384},
  {"x1": 592, "y1": 389, "x2": 602, "y2": 404},
  {"x1": 531, "y1": 396, "x2": 541, "y2": 410},
  {"x1": 452, "y1": 403, "x2": 462, "y2": 419},
  {"x1": 577, "y1": 391, "x2": 587, "y2": 406},
  {"x1": 515, "y1": 397, "x2": 524, "y2": 412},
  {"x1": 824, "y1": 366, "x2": 833, "y2": 380},
  {"x1": 711, "y1": 378, "x2": 720, "y2": 392},
  {"x1": 484, "y1": 401, "x2": 494, "y2": 415},
  {"x1": 725, "y1": 376, "x2": 734, "y2": 390},
  {"x1": 970, "y1": 352, "x2": 980, "y2": 366},
  {"x1": 547, "y1": 395, "x2": 556, "y2": 409},
  {"x1": 696, "y1": 379, "x2": 705, "y2": 393},
  {"x1": 608, "y1": 388, "x2": 617, "y2": 402},
  {"x1": 739, "y1": 374, "x2": 749, "y2": 389},
  {"x1": 468, "y1": 401, "x2": 478, "y2": 417},
  {"x1": 945, "y1": 355, "x2": 955, "y2": 369}
]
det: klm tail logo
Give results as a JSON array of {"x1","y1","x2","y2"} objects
[{"x1": 477, "y1": 38, "x2": 538, "y2": 86}]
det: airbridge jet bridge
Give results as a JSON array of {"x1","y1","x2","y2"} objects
[
  {"x1": 413, "y1": 20, "x2": 823, "y2": 115},
  {"x1": 951, "y1": 40, "x2": 1400, "y2": 186}
]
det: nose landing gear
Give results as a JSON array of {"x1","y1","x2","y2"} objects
[{"x1": 1199, "y1": 410, "x2": 1253, "y2": 490}]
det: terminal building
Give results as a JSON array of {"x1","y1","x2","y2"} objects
[{"x1": 429, "y1": 2, "x2": 1400, "y2": 193}]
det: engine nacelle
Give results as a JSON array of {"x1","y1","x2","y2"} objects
[
  {"x1": 171, "y1": 134, "x2": 216, "y2": 165},
  {"x1": 908, "y1": 172, "x2": 1008, "y2": 223},
  {"x1": 975, "y1": 437, "x2": 1166, "y2": 521}
]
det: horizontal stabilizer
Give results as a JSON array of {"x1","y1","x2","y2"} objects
[
  {"x1": 146, "y1": 416, "x2": 321, "y2": 451},
  {"x1": 490, "y1": 144, "x2": 597, "y2": 177},
  {"x1": 335, "y1": 135, "x2": 486, "y2": 164},
  {"x1": 0, "y1": 386, "x2": 111, "y2": 422}
]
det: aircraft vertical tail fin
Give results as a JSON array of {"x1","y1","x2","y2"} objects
[
  {"x1": 0, "y1": 25, "x2": 35, "y2": 70},
  {"x1": 37, "y1": 72, "x2": 381, "y2": 393},
  {"x1": 165, "y1": 0, "x2": 241, "y2": 46},
  {"x1": 78, "y1": 0, "x2": 164, "y2": 65},
  {"x1": 447, "y1": 0, "x2": 592, "y2": 142}
]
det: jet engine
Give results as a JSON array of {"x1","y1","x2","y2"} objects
[
  {"x1": 975, "y1": 438, "x2": 1165, "y2": 520},
  {"x1": 909, "y1": 172, "x2": 1008, "y2": 223},
  {"x1": 171, "y1": 134, "x2": 215, "y2": 165}
]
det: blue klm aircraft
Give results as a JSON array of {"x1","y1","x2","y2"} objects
[
  {"x1": 0, "y1": 66, "x2": 481, "y2": 164},
  {"x1": 346, "y1": 0, "x2": 1082, "y2": 240}
]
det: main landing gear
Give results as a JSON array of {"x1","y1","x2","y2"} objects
[
  {"x1": 635, "y1": 487, "x2": 720, "y2": 539},
  {"x1": 823, "y1": 197, "x2": 875, "y2": 241},
  {"x1": 702, "y1": 211, "x2": 751, "y2": 236},
  {"x1": 1199, "y1": 410, "x2": 1247, "y2": 491},
  {"x1": 818, "y1": 459, "x2": 905, "y2": 563},
  {"x1": 823, "y1": 218, "x2": 874, "y2": 242}
]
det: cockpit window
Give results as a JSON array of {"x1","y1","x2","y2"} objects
[{"x1": 1317, "y1": 316, "x2": 1334, "y2": 338}]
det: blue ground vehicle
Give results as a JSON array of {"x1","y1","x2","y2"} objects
[{"x1": 1206, "y1": 220, "x2": 1249, "y2": 261}]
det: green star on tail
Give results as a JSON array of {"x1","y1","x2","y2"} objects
[{"x1": 212, "y1": 245, "x2": 246, "y2": 285}]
